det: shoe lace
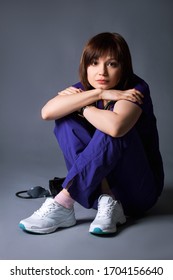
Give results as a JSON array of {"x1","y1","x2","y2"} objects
[
  {"x1": 97, "y1": 202, "x2": 114, "y2": 219},
  {"x1": 34, "y1": 200, "x2": 59, "y2": 218}
]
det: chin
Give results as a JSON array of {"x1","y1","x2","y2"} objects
[{"x1": 94, "y1": 84, "x2": 110, "y2": 90}]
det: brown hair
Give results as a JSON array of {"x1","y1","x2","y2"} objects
[{"x1": 79, "y1": 32, "x2": 134, "y2": 90}]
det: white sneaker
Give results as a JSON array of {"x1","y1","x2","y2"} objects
[
  {"x1": 19, "y1": 198, "x2": 76, "y2": 234},
  {"x1": 89, "y1": 195, "x2": 126, "y2": 234}
]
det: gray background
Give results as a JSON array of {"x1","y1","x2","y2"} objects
[{"x1": 0, "y1": 0, "x2": 173, "y2": 260}]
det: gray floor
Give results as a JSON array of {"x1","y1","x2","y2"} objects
[{"x1": 1, "y1": 162, "x2": 173, "y2": 260}]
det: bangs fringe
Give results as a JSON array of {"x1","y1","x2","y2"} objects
[{"x1": 85, "y1": 40, "x2": 119, "y2": 65}]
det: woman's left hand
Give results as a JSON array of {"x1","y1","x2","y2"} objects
[{"x1": 101, "y1": 88, "x2": 144, "y2": 104}]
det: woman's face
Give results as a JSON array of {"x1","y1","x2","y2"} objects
[{"x1": 87, "y1": 55, "x2": 121, "y2": 90}]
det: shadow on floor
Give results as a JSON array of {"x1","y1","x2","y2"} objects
[
  {"x1": 84, "y1": 186, "x2": 173, "y2": 238},
  {"x1": 149, "y1": 185, "x2": 173, "y2": 216}
]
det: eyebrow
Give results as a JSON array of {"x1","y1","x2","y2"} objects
[
  {"x1": 89, "y1": 56, "x2": 118, "y2": 64},
  {"x1": 99, "y1": 57, "x2": 118, "y2": 62},
  {"x1": 106, "y1": 57, "x2": 118, "y2": 60}
]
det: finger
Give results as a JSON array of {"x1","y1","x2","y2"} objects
[
  {"x1": 129, "y1": 89, "x2": 144, "y2": 103},
  {"x1": 125, "y1": 93, "x2": 143, "y2": 104},
  {"x1": 132, "y1": 94, "x2": 143, "y2": 104},
  {"x1": 58, "y1": 89, "x2": 73, "y2": 95},
  {"x1": 128, "y1": 89, "x2": 144, "y2": 98},
  {"x1": 134, "y1": 89, "x2": 144, "y2": 98},
  {"x1": 58, "y1": 91, "x2": 67, "y2": 95},
  {"x1": 68, "y1": 87, "x2": 83, "y2": 94}
]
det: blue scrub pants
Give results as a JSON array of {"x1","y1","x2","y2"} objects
[{"x1": 54, "y1": 113, "x2": 159, "y2": 216}]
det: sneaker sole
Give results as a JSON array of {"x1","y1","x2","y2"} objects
[
  {"x1": 89, "y1": 216, "x2": 126, "y2": 235},
  {"x1": 90, "y1": 227, "x2": 117, "y2": 235},
  {"x1": 19, "y1": 220, "x2": 76, "y2": 234}
]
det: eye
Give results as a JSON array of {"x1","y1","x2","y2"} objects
[
  {"x1": 107, "y1": 61, "x2": 119, "y2": 67},
  {"x1": 90, "y1": 59, "x2": 98, "y2": 66}
]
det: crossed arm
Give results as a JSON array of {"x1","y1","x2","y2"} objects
[{"x1": 41, "y1": 86, "x2": 143, "y2": 137}]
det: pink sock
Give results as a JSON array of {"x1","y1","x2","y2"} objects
[{"x1": 54, "y1": 191, "x2": 74, "y2": 209}]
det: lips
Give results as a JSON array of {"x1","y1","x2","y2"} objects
[{"x1": 96, "y1": 80, "x2": 109, "y2": 84}]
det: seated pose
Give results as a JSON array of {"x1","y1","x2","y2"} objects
[{"x1": 19, "y1": 32, "x2": 164, "y2": 235}]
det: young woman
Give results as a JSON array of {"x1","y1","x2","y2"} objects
[{"x1": 19, "y1": 32, "x2": 164, "y2": 235}]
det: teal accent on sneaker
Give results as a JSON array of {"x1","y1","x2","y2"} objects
[
  {"x1": 19, "y1": 223, "x2": 26, "y2": 230},
  {"x1": 91, "y1": 228, "x2": 104, "y2": 234}
]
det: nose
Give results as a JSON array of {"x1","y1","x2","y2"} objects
[{"x1": 98, "y1": 63, "x2": 108, "y2": 76}]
